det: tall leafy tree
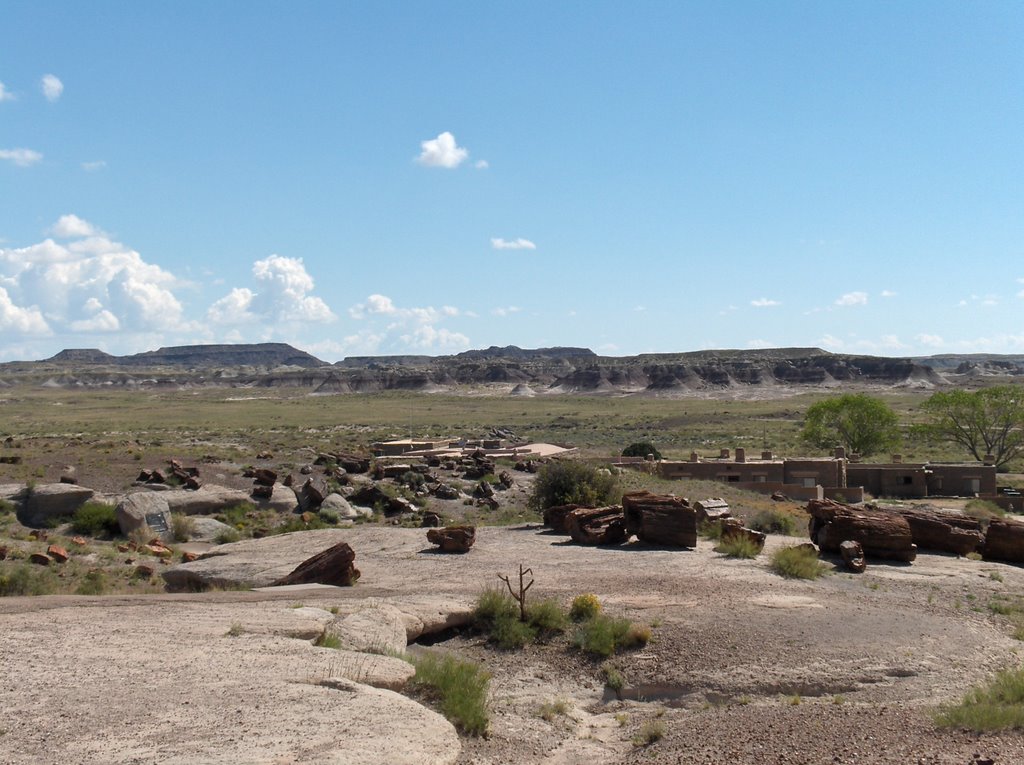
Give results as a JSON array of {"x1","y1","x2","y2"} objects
[
  {"x1": 918, "y1": 386, "x2": 1024, "y2": 469},
  {"x1": 799, "y1": 393, "x2": 900, "y2": 457}
]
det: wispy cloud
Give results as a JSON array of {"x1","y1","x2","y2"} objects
[
  {"x1": 880, "y1": 290, "x2": 897, "y2": 298},
  {"x1": 750, "y1": 298, "x2": 780, "y2": 308},
  {"x1": 0, "y1": 148, "x2": 43, "y2": 167},
  {"x1": 835, "y1": 291, "x2": 868, "y2": 307},
  {"x1": 41, "y1": 74, "x2": 63, "y2": 102},
  {"x1": 491, "y1": 237, "x2": 536, "y2": 251},
  {"x1": 0, "y1": 82, "x2": 14, "y2": 102},
  {"x1": 416, "y1": 131, "x2": 469, "y2": 169},
  {"x1": 346, "y1": 293, "x2": 469, "y2": 352},
  {"x1": 81, "y1": 160, "x2": 106, "y2": 172},
  {"x1": 915, "y1": 333, "x2": 944, "y2": 348},
  {"x1": 474, "y1": 159, "x2": 489, "y2": 170},
  {"x1": 491, "y1": 306, "x2": 521, "y2": 317}
]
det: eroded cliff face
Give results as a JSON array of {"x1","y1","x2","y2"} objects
[{"x1": 7, "y1": 343, "x2": 1016, "y2": 395}]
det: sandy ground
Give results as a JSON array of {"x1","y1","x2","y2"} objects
[{"x1": 3, "y1": 526, "x2": 1024, "y2": 764}]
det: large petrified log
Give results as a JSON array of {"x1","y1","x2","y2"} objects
[
  {"x1": 693, "y1": 498, "x2": 731, "y2": 524},
  {"x1": 542, "y1": 504, "x2": 587, "y2": 533},
  {"x1": 566, "y1": 506, "x2": 628, "y2": 546},
  {"x1": 623, "y1": 491, "x2": 696, "y2": 547},
  {"x1": 426, "y1": 525, "x2": 476, "y2": 553},
  {"x1": 807, "y1": 499, "x2": 916, "y2": 562},
  {"x1": 983, "y1": 518, "x2": 1024, "y2": 564},
  {"x1": 870, "y1": 503, "x2": 984, "y2": 556},
  {"x1": 271, "y1": 542, "x2": 360, "y2": 587}
]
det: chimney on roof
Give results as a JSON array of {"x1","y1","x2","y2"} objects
[
  {"x1": 735, "y1": 447, "x2": 746, "y2": 463},
  {"x1": 689, "y1": 451, "x2": 700, "y2": 463},
  {"x1": 720, "y1": 448, "x2": 730, "y2": 459},
  {"x1": 849, "y1": 453, "x2": 862, "y2": 463},
  {"x1": 761, "y1": 450, "x2": 774, "y2": 460},
  {"x1": 834, "y1": 446, "x2": 846, "y2": 460},
  {"x1": 984, "y1": 454, "x2": 996, "y2": 466},
  {"x1": 892, "y1": 454, "x2": 902, "y2": 464}
]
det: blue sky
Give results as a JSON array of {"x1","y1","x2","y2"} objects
[{"x1": 2, "y1": 1, "x2": 1022, "y2": 362}]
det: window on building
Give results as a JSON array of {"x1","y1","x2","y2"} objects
[
  {"x1": 902, "y1": 476, "x2": 913, "y2": 486},
  {"x1": 965, "y1": 478, "x2": 981, "y2": 494},
  {"x1": 802, "y1": 477, "x2": 817, "y2": 488},
  {"x1": 727, "y1": 475, "x2": 740, "y2": 483}
]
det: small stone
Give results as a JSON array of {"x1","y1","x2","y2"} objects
[
  {"x1": 29, "y1": 553, "x2": 52, "y2": 566},
  {"x1": 47, "y1": 544, "x2": 70, "y2": 563}
]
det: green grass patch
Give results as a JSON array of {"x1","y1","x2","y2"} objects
[
  {"x1": 71, "y1": 501, "x2": 120, "y2": 537},
  {"x1": 935, "y1": 666, "x2": 1024, "y2": 731},
  {"x1": 632, "y1": 719, "x2": 666, "y2": 746},
  {"x1": 170, "y1": 513, "x2": 196, "y2": 542},
  {"x1": 965, "y1": 499, "x2": 1007, "y2": 520},
  {"x1": 770, "y1": 545, "x2": 825, "y2": 579},
  {"x1": 314, "y1": 631, "x2": 342, "y2": 649},
  {"x1": 0, "y1": 564, "x2": 58, "y2": 596},
  {"x1": 410, "y1": 651, "x2": 490, "y2": 736},
  {"x1": 714, "y1": 534, "x2": 762, "y2": 559},
  {"x1": 748, "y1": 508, "x2": 799, "y2": 536},
  {"x1": 572, "y1": 614, "x2": 649, "y2": 657},
  {"x1": 74, "y1": 569, "x2": 108, "y2": 595}
]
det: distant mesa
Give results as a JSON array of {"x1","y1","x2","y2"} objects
[{"x1": 44, "y1": 343, "x2": 325, "y2": 369}]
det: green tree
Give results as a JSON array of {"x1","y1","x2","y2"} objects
[
  {"x1": 527, "y1": 461, "x2": 620, "y2": 512},
  {"x1": 918, "y1": 386, "x2": 1024, "y2": 469},
  {"x1": 621, "y1": 441, "x2": 662, "y2": 460},
  {"x1": 799, "y1": 393, "x2": 900, "y2": 457}
]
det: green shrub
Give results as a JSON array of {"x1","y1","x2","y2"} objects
[
  {"x1": 622, "y1": 442, "x2": 662, "y2": 461},
  {"x1": 0, "y1": 500, "x2": 14, "y2": 515},
  {"x1": 714, "y1": 534, "x2": 761, "y2": 559},
  {"x1": 965, "y1": 499, "x2": 1007, "y2": 520},
  {"x1": 528, "y1": 598, "x2": 569, "y2": 636},
  {"x1": 749, "y1": 509, "x2": 798, "y2": 536},
  {"x1": 527, "y1": 461, "x2": 620, "y2": 512},
  {"x1": 697, "y1": 520, "x2": 723, "y2": 540},
  {"x1": 572, "y1": 614, "x2": 648, "y2": 657},
  {"x1": 314, "y1": 631, "x2": 342, "y2": 649},
  {"x1": 538, "y1": 698, "x2": 571, "y2": 721},
  {"x1": 170, "y1": 513, "x2": 195, "y2": 543},
  {"x1": 601, "y1": 663, "x2": 625, "y2": 692},
  {"x1": 632, "y1": 719, "x2": 666, "y2": 746},
  {"x1": 411, "y1": 651, "x2": 490, "y2": 736},
  {"x1": 318, "y1": 507, "x2": 340, "y2": 524},
  {"x1": 400, "y1": 471, "x2": 426, "y2": 490},
  {"x1": 214, "y1": 528, "x2": 242, "y2": 544},
  {"x1": 570, "y1": 593, "x2": 602, "y2": 621},
  {"x1": 771, "y1": 545, "x2": 825, "y2": 579},
  {"x1": 473, "y1": 588, "x2": 518, "y2": 627},
  {"x1": 75, "y1": 569, "x2": 108, "y2": 595},
  {"x1": 491, "y1": 614, "x2": 536, "y2": 649},
  {"x1": 935, "y1": 666, "x2": 1024, "y2": 731},
  {"x1": 71, "y1": 502, "x2": 120, "y2": 537},
  {"x1": 0, "y1": 564, "x2": 58, "y2": 596}
]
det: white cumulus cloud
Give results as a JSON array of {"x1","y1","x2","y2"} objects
[
  {"x1": 51, "y1": 214, "x2": 99, "y2": 238},
  {"x1": 750, "y1": 298, "x2": 781, "y2": 308},
  {"x1": 491, "y1": 237, "x2": 536, "y2": 251},
  {"x1": 0, "y1": 148, "x2": 43, "y2": 167},
  {"x1": 835, "y1": 291, "x2": 868, "y2": 307},
  {"x1": 208, "y1": 255, "x2": 335, "y2": 325},
  {"x1": 41, "y1": 74, "x2": 63, "y2": 102},
  {"x1": 347, "y1": 293, "x2": 470, "y2": 353},
  {"x1": 416, "y1": 131, "x2": 469, "y2": 168}
]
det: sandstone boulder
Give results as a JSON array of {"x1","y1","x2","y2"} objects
[
  {"x1": 254, "y1": 483, "x2": 299, "y2": 513},
  {"x1": 116, "y1": 492, "x2": 172, "y2": 539},
  {"x1": 19, "y1": 483, "x2": 95, "y2": 527},
  {"x1": 320, "y1": 493, "x2": 359, "y2": 520},
  {"x1": 163, "y1": 485, "x2": 255, "y2": 516}
]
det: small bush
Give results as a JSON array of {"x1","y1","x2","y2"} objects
[
  {"x1": 965, "y1": 499, "x2": 1007, "y2": 520},
  {"x1": 572, "y1": 614, "x2": 649, "y2": 657},
  {"x1": 632, "y1": 719, "x2": 666, "y2": 747},
  {"x1": 214, "y1": 528, "x2": 242, "y2": 544},
  {"x1": 75, "y1": 569, "x2": 108, "y2": 596},
  {"x1": 0, "y1": 500, "x2": 14, "y2": 515},
  {"x1": 935, "y1": 666, "x2": 1024, "y2": 731},
  {"x1": 714, "y1": 535, "x2": 761, "y2": 559},
  {"x1": 411, "y1": 650, "x2": 490, "y2": 736},
  {"x1": 601, "y1": 663, "x2": 625, "y2": 692},
  {"x1": 0, "y1": 564, "x2": 58, "y2": 596},
  {"x1": 528, "y1": 460, "x2": 620, "y2": 512},
  {"x1": 71, "y1": 502, "x2": 120, "y2": 537},
  {"x1": 570, "y1": 593, "x2": 602, "y2": 621},
  {"x1": 771, "y1": 545, "x2": 825, "y2": 580},
  {"x1": 473, "y1": 588, "x2": 518, "y2": 628},
  {"x1": 749, "y1": 509, "x2": 798, "y2": 536},
  {"x1": 318, "y1": 507, "x2": 340, "y2": 524},
  {"x1": 491, "y1": 615, "x2": 536, "y2": 649},
  {"x1": 400, "y1": 471, "x2": 426, "y2": 490},
  {"x1": 697, "y1": 520, "x2": 723, "y2": 540},
  {"x1": 170, "y1": 513, "x2": 195, "y2": 543},
  {"x1": 538, "y1": 698, "x2": 571, "y2": 721},
  {"x1": 314, "y1": 631, "x2": 342, "y2": 649},
  {"x1": 528, "y1": 598, "x2": 569, "y2": 636}
]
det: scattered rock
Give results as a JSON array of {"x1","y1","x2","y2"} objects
[
  {"x1": 840, "y1": 540, "x2": 867, "y2": 573},
  {"x1": 543, "y1": 504, "x2": 587, "y2": 534},
  {"x1": 320, "y1": 493, "x2": 359, "y2": 520},
  {"x1": 432, "y1": 482, "x2": 460, "y2": 500},
  {"x1": 983, "y1": 518, "x2": 1024, "y2": 564},
  {"x1": 271, "y1": 542, "x2": 360, "y2": 587},
  {"x1": 693, "y1": 497, "x2": 731, "y2": 524},
  {"x1": 29, "y1": 552, "x2": 52, "y2": 566},
  {"x1": 133, "y1": 563, "x2": 155, "y2": 578},
  {"x1": 567, "y1": 506, "x2": 628, "y2": 546},
  {"x1": 46, "y1": 544, "x2": 70, "y2": 563},
  {"x1": 115, "y1": 492, "x2": 172, "y2": 539},
  {"x1": 299, "y1": 476, "x2": 330, "y2": 510},
  {"x1": 426, "y1": 525, "x2": 476, "y2": 553},
  {"x1": 59, "y1": 465, "x2": 78, "y2": 484},
  {"x1": 70, "y1": 536, "x2": 87, "y2": 546},
  {"x1": 719, "y1": 518, "x2": 766, "y2": 552},
  {"x1": 252, "y1": 468, "x2": 277, "y2": 487},
  {"x1": 18, "y1": 483, "x2": 96, "y2": 527}
]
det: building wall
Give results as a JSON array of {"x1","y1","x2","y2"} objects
[
  {"x1": 658, "y1": 460, "x2": 786, "y2": 484},
  {"x1": 846, "y1": 462, "x2": 996, "y2": 498}
]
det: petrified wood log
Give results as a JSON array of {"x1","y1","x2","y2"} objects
[
  {"x1": 623, "y1": 491, "x2": 696, "y2": 547},
  {"x1": 871, "y1": 503, "x2": 983, "y2": 556},
  {"x1": 840, "y1": 540, "x2": 866, "y2": 573},
  {"x1": 720, "y1": 518, "x2": 766, "y2": 552},
  {"x1": 807, "y1": 499, "x2": 916, "y2": 562},
  {"x1": 543, "y1": 504, "x2": 587, "y2": 533},
  {"x1": 252, "y1": 468, "x2": 277, "y2": 487},
  {"x1": 693, "y1": 498, "x2": 731, "y2": 524},
  {"x1": 426, "y1": 525, "x2": 476, "y2": 553},
  {"x1": 983, "y1": 518, "x2": 1024, "y2": 565},
  {"x1": 566, "y1": 506, "x2": 628, "y2": 546},
  {"x1": 271, "y1": 542, "x2": 360, "y2": 587}
]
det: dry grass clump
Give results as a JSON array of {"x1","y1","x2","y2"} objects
[
  {"x1": 934, "y1": 666, "x2": 1024, "y2": 731},
  {"x1": 714, "y1": 534, "x2": 762, "y2": 559},
  {"x1": 410, "y1": 650, "x2": 490, "y2": 736},
  {"x1": 770, "y1": 545, "x2": 825, "y2": 579}
]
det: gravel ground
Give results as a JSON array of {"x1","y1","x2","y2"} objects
[{"x1": 2, "y1": 526, "x2": 1024, "y2": 764}]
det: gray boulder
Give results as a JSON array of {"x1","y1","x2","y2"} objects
[
  {"x1": 163, "y1": 485, "x2": 255, "y2": 515},
  {"x1": 188, "y1": 516, "x2": 237, "y2": 543},
  {"x1": 320, "y1": 493, "x2": 359, "y2": 520},
  {"x1": 254, "y1": 484, "x2": 299, "y2": 513},
  {"x1": 18, "y1": 483, "x2": 95, "y2": 527},
  {"x1": 116, "y1": 492, "x2": 172, "y2": 539}
]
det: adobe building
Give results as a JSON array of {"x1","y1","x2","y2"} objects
[{"x1": 641, "y1": 446, "x2": 997, "y2": 502}]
